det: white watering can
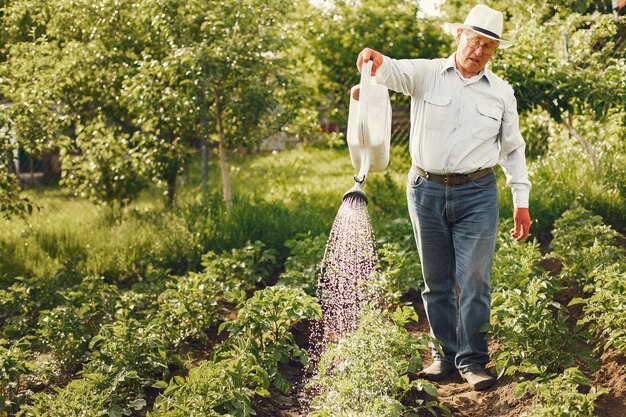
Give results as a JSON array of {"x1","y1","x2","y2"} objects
[{"x1": 343, "y1": 60, "x2": 392, "y2": 204}]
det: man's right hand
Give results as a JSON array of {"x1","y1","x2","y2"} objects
[{"x1": 357, "y1": 48, "x2": 384, "y2": 75}]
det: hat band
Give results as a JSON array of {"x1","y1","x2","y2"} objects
[{"x1": 470, "y1": 25, "x2": 501, "y2": 41}]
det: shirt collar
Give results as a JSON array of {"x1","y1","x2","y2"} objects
[{"x1": 443, "y1": 53, "x2": 492, "y2": 84}]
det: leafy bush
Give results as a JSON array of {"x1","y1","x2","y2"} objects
[
  {"x1": 153, "y1": 271, "x2": 221, "y2": 347},
  {"x1": 0, "y1": 337, "x2": 33, "y2": 413},
  {"x1": 0, "y1": 261, "x2": 82, "y2": 339},
  {"x1": 36, "y1": 276, "x2": 120, "y2": 369},
  {"x1": 219, "y1": 286, "x2": 321, "y2": 394},
  {"x1": 551, "y1": 208, "x2": 626, "y2": 352},
  {"x1": 570, "y1": 264, "x2": 626, "y2": 352},
  {"x1": 88, "y1": 312, "x2": 170, "y2": 383},
  {"x1": 370, "y1": 242, "x2": 423, "y2": 306},
  {"x1": 550, "y1": 207, "x2": 623, "y2": 282},
  {"x1": 148, "y1": 340, "x2": 270, "y2": 417},
  {"x1": 276, "y1": 232, "x2": 327, "y2": 295},
  {"x1": 22, "y1": 311, "x2": 173, "y2": 415},
  {"x1": 491, "y1": 227, "x2": 545, "y2": 291},
  {"x1": 516, "y1": 367, "x2": 608, "y2": 417},
  {"x1": 488, "y1": 276, "x2": 592, "y2": 377},
  {"x1": 201, "y1": 241, "x2": 279, "y2": 292},
  {"x1": 149, "y1": 342, "x2": 270, "y2": 417},
  {"x1": 308, "y1": 305, "x2": 449, "y2": 417}
]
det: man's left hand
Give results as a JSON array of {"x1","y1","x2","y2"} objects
[{"x1": 510, "y1": 208, "x2": 531, "y2": 241}]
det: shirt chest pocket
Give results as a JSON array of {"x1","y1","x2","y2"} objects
[
  {"x1": 474, "y1": 102, "x2": 503, "y2": 140},
  {"x1": 424, "y1": 94, "x2": 451, "y2": 131}
]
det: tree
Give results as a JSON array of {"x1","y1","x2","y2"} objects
[
  {"x1": 201, "y1": 0, "x2": 314, "y2": 207},
  {"x1": 308, "y1": 0, "x2": 450, "y2": 126}
]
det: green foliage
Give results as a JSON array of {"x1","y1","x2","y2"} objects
[
  {"x1": 0, "y1": 171, "x2": 33, "y2": 220},
  {"x1": 309, "y1": 305, "x2": 448, "y2": 417},
  {"x1": 59, "y1": 118, "x2": 148, "y2": 212},
  {"x1": 201, "y1": 240, "x2": 279, "y2": 291},
  {"x1": 219, "y1": 286, "x2": 321, "y2": 393},
  {"x1": 492, "y1": 229, "x2": 545, "y2": 290},
  {"x1": 0, "y1": 337, "x2": 33, "y2": 413},
  {"x1": 309, "y1": 0, "x2": 449, "y2": 126},
  {"x1": 276, "y1": 232, "x2": 327, "y2": 295},
  {"x1": 0, "y1": 261, "x2": 82, "y2": 339},
  {"x1": 26, "y1": 311, "x2": 173, "y2": 415},
  {"x1": 550, "y1": 207, "x2": 623, "y2": 281},
  {"x1": 88, "y1": 311, "x2": 169, "y2": 383},
  {"x1": 36, "y1": 276, "x2": 120, "y2": 369},
  {"x1": 553, "y1": 208, "x2": 626, "y2": 352},
  {"x1": 570, "y1": 264, "x2": 626, "y2": 352},
  {"x1": 491, "y1": 8, "x2": 626, "y2": 122},
  {"x1": 370, "y1": 242, "x2": 423, "y2": 306},
  {"x1": 0, "y1": 112, "x2": 33, "y2": 220},
  {"x1": 516, "y1": 367, "x2": 608, "y2": 417},
  {"x1": 153, "y1": 271, "x2": 221, "y2": 348},
  {"x1": 149, "y1": 342, "x2": 270, "y2": 417},
  {"x1": 488, "y1": 275, "x2": 592, "y2": 377}
]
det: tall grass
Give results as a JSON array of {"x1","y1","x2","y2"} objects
[{"x1": 3, "y1": 133, "x2": 625, "y2": 287}]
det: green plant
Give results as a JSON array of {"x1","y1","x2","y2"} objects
[
  {"x1": 89, "y1": 311, "x2": 169, "y2": 382},
  {"x1": 550, "y1": 207, "x2": 623, "y2": 282},
  {"x1": 370, "y1": 242, "x2": 423, "y2": 306},
  {"x1": 516, "y1": 367, "x2": 608, "y2": 417},
  {"x1": 276, "y1": 232, "x2": 327, "y2": 295},
  {"x1": 0, "y1": 261, "x2": 82, "y2": 339},
  {"x1": 201, "y1": 241, "x2": 279, "y2": 292},
  {"x1": 153, "y1": 271, "x2": 221, "y2": 347},
  {"x1": 487, "y1": 276, "x2": 593, "y2": 377},
  {"x1": 308, "y1": 305, "x2": 449, "y2": 417},
  {"x1": 218, "y1": 286, "x2": 321, "y2": 394},
  {"x1": 0, "y1": 337, "x2": 33, "y2": 413},
  {"x1": 491, "y1": 228, "x2": 545, "y2": 291},
  {"x1": 36, "y1": 276, "x2": 119, "y2": 369},
  {"x1": 29, "y1": 310, "x2": 173, "y2": 415},
  {"x1": 569, "y1": 263, "x2": 626, "y2": 352},
  {"x1": 149, "y1": 341, "x2": 270, "y2": 417}
]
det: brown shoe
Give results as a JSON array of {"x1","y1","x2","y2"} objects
[
  {"x1": 420, "y1": 361, "x2": 456, "y2": 381},
  {"x1": 460, "y1": 369, "x2": 496, "y2": 391}
]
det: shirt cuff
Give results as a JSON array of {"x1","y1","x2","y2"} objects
[{"x1": 512, "y1": 186, "x2": 530, "y2": 209}]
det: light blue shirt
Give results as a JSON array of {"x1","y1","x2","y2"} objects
[{"x1": 376, "y1": 53, "x2": 531, "y2": 208}]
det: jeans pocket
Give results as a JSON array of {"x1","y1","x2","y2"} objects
[
  {"x1": 408, "y1": 170, "x2": 426, "y2": 188},
  {"x1": 470, "y1": 172, "x2": 496, "y2": 189}
]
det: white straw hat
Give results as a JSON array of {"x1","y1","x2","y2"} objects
[{"x1": 445, "y1": 4, "x2": 513, "y2": 49}]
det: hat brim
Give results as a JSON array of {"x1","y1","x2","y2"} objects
[{"x1": 444, "y1": 23, "x2": 513, "y2": 49}]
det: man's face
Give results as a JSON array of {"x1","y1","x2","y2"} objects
[{"x1": 455, "y1": 29, "x2": 499, "y2": 78}]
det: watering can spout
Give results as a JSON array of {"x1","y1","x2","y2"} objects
[{"x1": 342, "y1": 175, "x2": 368, "y2": 205}]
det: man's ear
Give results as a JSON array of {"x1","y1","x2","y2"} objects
[{"x1": 455, "y1": 29, "x2": 463, "y2": 44}]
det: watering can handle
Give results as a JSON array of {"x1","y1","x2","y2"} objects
[{"x1": 356, "y1": 61, "x2": 373, "y2": 180}]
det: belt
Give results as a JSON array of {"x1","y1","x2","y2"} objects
[{"x1": 412, "y1": 166, "x2": 493, "y2": 186}]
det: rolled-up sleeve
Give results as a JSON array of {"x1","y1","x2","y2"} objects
[{"x1": 498, "y1": 92, "x2": 531, "y2": 208}]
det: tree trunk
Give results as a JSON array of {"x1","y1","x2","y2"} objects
[
  {"x1": 562, "y1": 116, "x2": 600, "y2": 173},
  {"x1": 200, "y1": 109, "x2": 209, "y2": 191},
  {"x1": 215, "y1": 91, "x2": 232, "y2": 208},
  {"x1": 166, "y1": 173, "x2": 176, "y2": 208}
]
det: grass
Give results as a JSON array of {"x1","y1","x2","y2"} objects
[{"x1": 3, "y1": 132, "x2": 626, "y2": 286}]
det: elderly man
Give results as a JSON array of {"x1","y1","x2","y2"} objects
[{"x1": 357, "y1": 4, "x2": 531, "y2": 390}]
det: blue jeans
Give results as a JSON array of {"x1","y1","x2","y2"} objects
[{"x1": 406, "y1": 168, "x2": 498, "y2": 372}]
